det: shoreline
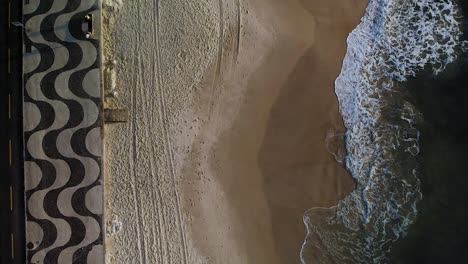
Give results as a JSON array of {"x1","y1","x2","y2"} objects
[{"x1": 102, "y1": 0, "x2": 368, "y2": 262}]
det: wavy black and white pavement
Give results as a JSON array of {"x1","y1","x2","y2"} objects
[{"x1": 23, "y1": 0, "x2": 104, "y2": 263}]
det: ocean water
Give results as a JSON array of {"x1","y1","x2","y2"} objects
[
  {"x1": 300, "y1": 0, "x2": 467, "y2": 263},
  {"x1": 390, "y1": 0, "x2": 468, "y2": 261}
]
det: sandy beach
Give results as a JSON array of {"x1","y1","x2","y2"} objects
[{"x1": 102, "y1": 0, "x2": 368, "y2": 263}]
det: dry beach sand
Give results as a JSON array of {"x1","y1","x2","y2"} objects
[{"x1": 102, "y1": 0, "x2": 368, "y2": 263}]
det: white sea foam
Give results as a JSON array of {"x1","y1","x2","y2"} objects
[{"x1": 301, "y1": 0, "x2": 465, "y2": 263}]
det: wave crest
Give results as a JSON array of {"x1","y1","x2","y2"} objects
[{"x1": 301, "y1": 0, "x2": 465, "y2": 263}]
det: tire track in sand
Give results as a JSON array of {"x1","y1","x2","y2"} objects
[
  {"x1": 131, "y1": 3, "x2": 170, "y2": 263},
  {"x1": 209, "y1": 0, "x2": 243, "y2": 119},
  {"x1": 138, "y1": 54, "x2": 167, "y2": 263},
  {"x1": 235, "y1": 0, "x2": 241, "y2": 62},
  {"x1": 138, "y1": 7, "x2": 168, "y2": 262},
  {"x1": 135, "y1": 1, "x2": 169, "y2": 263},
  {"x1": 130, "y1": 52, "x2": 147, "y2": 264},
  {"x1": 154, "y1": 0, "x2": 189, "y2": 262},
  {"x1": 136, "y1": 53, "x2": 165, "y2": 264},
  {"x1": 208, "y1": 0, "x2": 225, "y2": 121}
]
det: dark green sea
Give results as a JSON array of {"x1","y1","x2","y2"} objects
[{"x1": 390, "y1": 1, "x2": 468, "y2": 263}]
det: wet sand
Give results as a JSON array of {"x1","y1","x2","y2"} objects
[{"x1": 102, "y1": 0, "x2": 368, "y2": 263}]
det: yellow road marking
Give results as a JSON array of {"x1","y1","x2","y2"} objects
[
  {"x1": 8, "y1": 94, "x2": 11, "y2": 119},
  {"x1": 8, "y1": 2, "x2": 16, "y2": 260},
  {"x1": 8, "y1": 48, "x2": 11, "y2": 74},
  {"x1": 9, "y1": 140, "x2": 12, "y2": 166},
  {"x1": 10, "y1": 186, "x2": 13, "y2": 211},
  {"x1": 11, "y1": 233, "x2": 14, "y2": 259}
]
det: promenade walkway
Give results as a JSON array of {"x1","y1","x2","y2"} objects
[{"x1": 23, "y1": 0, "x2": 104, "y2": 263}]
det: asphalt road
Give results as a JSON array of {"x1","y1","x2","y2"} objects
[{"x1": 1, "y1": 0, "x2": 25, "y2": 263}]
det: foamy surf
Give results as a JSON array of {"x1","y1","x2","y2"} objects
[{"x1": 301, "y1": 0, "x2": 466, "y2": 263}]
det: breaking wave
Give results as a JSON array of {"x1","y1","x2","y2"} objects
[{"x1": 301, "y1": 0, "x2": 466, "y2": 263}]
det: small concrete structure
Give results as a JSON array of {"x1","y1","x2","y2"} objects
[{"x1": 104, "y1": 108, "x2": 129, "y2": 123}]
